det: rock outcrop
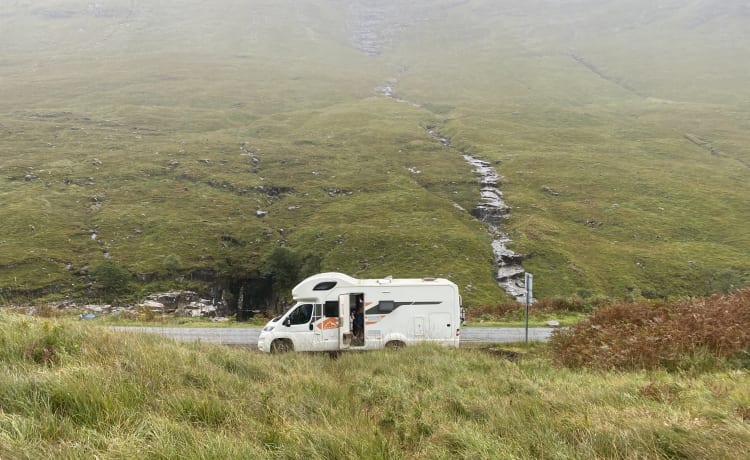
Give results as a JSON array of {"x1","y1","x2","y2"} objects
[{"x1": 142, "y1": 291, "x2": 225, "y2": 317}]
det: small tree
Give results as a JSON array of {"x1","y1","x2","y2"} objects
[
  {"x1": 90, "y1": 260, "x2": 131, "y2": 302},
  {"x1": 262, "y1": 248, "x2": 298, "y2": 309},
  {"x1": 163, "y1": 254, "x2": 182, "y2": 277},
  {"x1": 299, "y1": 253, "x2": 323, "y2": 280},
  {"x1": 261, "y1": 248, "x2": 322, "y2": 312}
]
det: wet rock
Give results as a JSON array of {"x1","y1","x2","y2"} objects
[
  {"x1": 139, "y1": 299, "x2": 165, "y2": 312},
  {"x1": 472, "y1": 188, "x2": 511, "y2": 221},
  {"x1": 144, "y1": 291, "x2": 201, "y2": 313},
  {"x1": 84, "y1": 304, "x2": 112, "y2": 314},
  {"x1": 89, "y1": 193, "x2": 106, "y2": 203},
  {"x1": 542, "y1": 186, "x2": 560, "y2": 196},
  {"x1": 255, "y1": 185, "x2": 292, "y2": 197},
  {"x1": 129, "y1": 293, "x2": 223, "y2": 318},
  {"x1": 240, "y1": 143, "x2": 260, "y2": 173},
  {"x1": 499, "y1": 277, "x2": 528, "y2": 302},
  {"x1": 324, "y1": 187, "x2": 352, "y2": 197},
  {"x1": 221, "y1": 235, "x2": 241, "y2": 246},
  {"x1": 497, "y1": 264, "x2": 525, "y2": 281},
  {"x1": 135, "y1": 273, "x2": 157, "y2": 282},
  {"x1": 379, "y1": 85, "x2": 394, "y2": 96}
]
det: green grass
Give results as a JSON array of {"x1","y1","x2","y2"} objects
[
  {"x1": 466, "y1": 311, "x2": 587, "y2": 328},
  {"x1": 1, "y1": 0, "x2": 749, "y2": 306},
  {"x1": 0, "y1": 311, "x2": 748, "y2": 458}
]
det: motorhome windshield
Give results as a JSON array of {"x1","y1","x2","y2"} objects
[{"x1": 286, "y1": 303, "x2": 313, "y2": 325}]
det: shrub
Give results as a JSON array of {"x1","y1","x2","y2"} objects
[
  {"x1": 24, "y1": 340, "x2": 58, "y2": 366},
  {"x1": 465, "y1": 302, "x2": 521, "y2": 321},
  {"x1": 532, "y1": 296, "x2": 586, "y2": 313},
  {"x1": 467, "y1": 294, "x2": 612, "y2": 321},
  {"x1": 20, "y1": 321, "x2": 83, "y2": 367},
  {"x1": 549, "y1": 289, "x2": 750, "y2": 370},
  {"x1": 90, "y1": 260, "x2": 132, "y2": 301},
  {"x1": 33, "y1": 304, "x2": 68, "y2": 318},
  {"x1": 163, "y1": 254, "x2": 182, "y2": 275}
]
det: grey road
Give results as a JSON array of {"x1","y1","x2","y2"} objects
[{"x1": 109, "y1": 326, "x2": 555, "y2": 347}]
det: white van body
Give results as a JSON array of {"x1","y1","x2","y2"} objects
[{"x1": 257, "y1": 272, "x2": 462, "y2": 353}]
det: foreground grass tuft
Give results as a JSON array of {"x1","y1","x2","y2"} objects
[{"x1": 0, "y1": 311, "x2": 748, "y2": 458}]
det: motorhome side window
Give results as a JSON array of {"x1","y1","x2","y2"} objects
[
  {"x1": 289, "y1": 304, "x2": 313, "y2": 325},
  {"x1": 380, "y1": 301, "x2": 395, "y2": 313},
  {"x1": 324, "y1": 301, "x2": 339, "y2": 317}
]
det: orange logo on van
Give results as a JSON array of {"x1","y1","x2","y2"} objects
[
  {"x1": 365, "y1": 315, "x2": 385, "y2": 326},
  {"x1": 316, "y1": 317, "x2": 339, "y2": 330}
]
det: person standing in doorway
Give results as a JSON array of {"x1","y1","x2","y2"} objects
[{"x1": 353, "y1": 297, "x2": 365, "y2": 343}]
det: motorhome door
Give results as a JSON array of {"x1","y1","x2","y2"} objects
[{"x1": 339, "y1": 294, "x2": 352, "y2": 349}]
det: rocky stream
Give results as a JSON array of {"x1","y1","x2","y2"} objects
[
  {"x1": 347, "y1": 1, "x2": 529, "y2": 302},
  {"x1": 428, "y1": 131, "x2": 528, "y2": 302}
]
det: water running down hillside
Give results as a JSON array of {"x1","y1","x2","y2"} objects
[
  {"x1": 347, "y1": 1, "x2": 528, "y2": 301},
  {"x1": 375, "y1": 80, "x2": 528, "y2": 302},
  {"x1": 428, "y1": 130, "x2": 528, "y2": 303}
]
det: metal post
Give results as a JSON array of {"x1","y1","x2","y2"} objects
[{"x1": 524, "y1": 273, "x2": 533, "y2": 343}]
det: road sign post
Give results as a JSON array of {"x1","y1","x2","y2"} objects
[{"x1": 524, "y1": 273, "x2": 533, "y2": 343}]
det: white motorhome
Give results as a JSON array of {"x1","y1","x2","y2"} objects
[{"x1": 257, "y1": 272, "x2": 462, "y2": 353}]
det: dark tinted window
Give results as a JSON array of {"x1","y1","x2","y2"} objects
[
  {"x1": 313, "y1": 281, "x2": 337, "y2": 291},
  {"x1": 324, "y1": 301, "x2": 339, "y2": 317},
  {"x1": 379, "y1": 301, "x2": 395, "y2": 313}
]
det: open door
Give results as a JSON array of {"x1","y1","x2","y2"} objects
[{"x1": 339, "y1": 294, "x2": 352, "y2": 350}]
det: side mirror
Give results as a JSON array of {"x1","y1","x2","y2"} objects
[
  {"x1": 309, "y1": 323, "x2": 314, "y2": 331},
  {"x1": 283, "y1": 318, "x2": 291, "y2": 327}
]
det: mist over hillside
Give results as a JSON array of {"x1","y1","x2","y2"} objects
[{"x1": 1, "y1": 0, "x2": 748, "y2": 308}]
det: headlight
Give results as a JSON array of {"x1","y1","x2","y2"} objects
[{"x1": 263, "y1": 325, "x2": 275, "y2": 332}]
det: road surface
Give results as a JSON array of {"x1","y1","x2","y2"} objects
[{"x1": 109, "y1": 326, "x2": 556, "y2": 347}]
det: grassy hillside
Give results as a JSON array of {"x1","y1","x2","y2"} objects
[
  {"x1": 0, "y1": 311, "x2": 748, "y2": 458},
  {"x1": 390, "y1": 0, "x2": 750, "y2": 299},
  {"x1": 1, "y1": 0, "x2": 748, "y2": 306}
]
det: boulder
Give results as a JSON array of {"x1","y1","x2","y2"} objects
[{"x1": 139, "y1": 299, "x2": 165, "y2": 312}]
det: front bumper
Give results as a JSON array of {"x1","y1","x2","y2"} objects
[{"x1": 257, "y1": 333, "x2": 269, "y2": 352}]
